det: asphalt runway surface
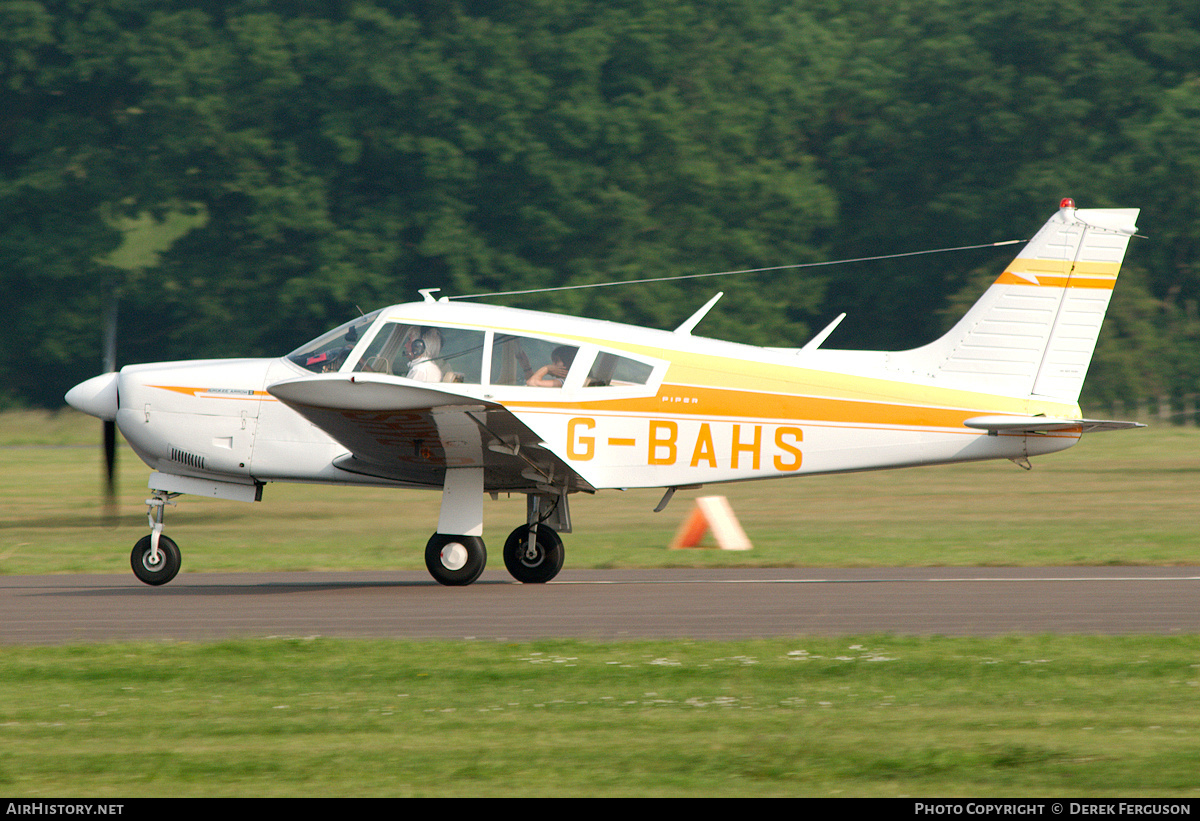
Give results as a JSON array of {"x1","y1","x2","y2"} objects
[{"x1": 2, "y1": 566, "x2": 1198, "y2": 644}]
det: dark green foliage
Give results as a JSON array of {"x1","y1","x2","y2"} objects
[{"x1": 3, "y1": 0, "x2": 1198, "y2": 408}]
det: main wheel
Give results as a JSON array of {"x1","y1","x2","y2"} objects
[
  {"x1": 425, "y1": 534, "x2": 487, "y2": 586},
  {"x1": 503, "y1": 525, "x2": 565, "y2": 583},
  {"x1": 130, "y1": 535, "x2": 182, "y2": 586}
]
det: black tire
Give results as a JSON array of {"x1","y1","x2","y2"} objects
[
  {"x1": 502, "y1": 525, "x2": 565, "y2": 583},
  {"x1": 130, "y1": 535, "x2": 182, "y2": 586},
  {"x1": 424, "y1": 534, "x2": 487, "y2": 586}
]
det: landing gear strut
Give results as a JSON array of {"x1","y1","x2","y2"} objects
[
  {"x1": 500, "y1": 493, "x2": 568, "y2": 583},
  {"x1": 425, "y1": 471, "x2": 571, "y2": 586}
]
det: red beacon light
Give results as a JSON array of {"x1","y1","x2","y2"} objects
[{"x1": 1060, "y1": 197, "x2": 1076, "y2": 209}]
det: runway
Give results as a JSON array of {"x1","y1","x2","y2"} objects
[{"x1": 2, "y1": 566, "x2": 1198, "y2": 644}]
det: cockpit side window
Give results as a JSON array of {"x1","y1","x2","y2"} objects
[
  {"x1": 353, "y1": 322, "x2": 407, "y2": 375},
  {"x1": 287, "y1": 311, "x2": 381, "y2": 373},
  {"x1": 436, "y1": 327, "x2": 485, "y2": 383},
  {"x1": 352, "y1": 322, "x2": 484, "y2": 384},
  {"x1": 491, "y1": 335, "x2": 579, "y2": 388}
]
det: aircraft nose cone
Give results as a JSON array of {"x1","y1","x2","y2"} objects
[{"x1": 65, "y1": 372, "x2": 119, "y2": 421}]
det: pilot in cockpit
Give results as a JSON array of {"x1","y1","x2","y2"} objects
[{"x1": 404, "y1": 327, "x2": 443, "y2": 382}]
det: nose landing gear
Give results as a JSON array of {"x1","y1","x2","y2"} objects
[{"x1": 131, "y1": 491, "x2": 182, "y2": 586}]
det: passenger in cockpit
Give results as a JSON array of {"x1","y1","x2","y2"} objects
[{"x1": 526, "y1": 346, "x2": 576, "y2": 387}]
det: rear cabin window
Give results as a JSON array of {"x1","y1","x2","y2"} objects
[
  {"x1": 491, "y1": 335, "x2": 579, "y2": 388},
  {"x1": 585, "y1": 352, "x2": 654, "y2": 387}
]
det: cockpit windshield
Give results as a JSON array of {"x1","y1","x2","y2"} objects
[{"x1": 286, "y1": 310, "x2": 382, "y2": 373}]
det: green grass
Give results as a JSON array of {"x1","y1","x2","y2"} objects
[
  {"x1": 3, "y1": 410, "x2": 1199, "y2": 797},
  {"x1": 3, "y1": 409, "x2": 1198, "y2": 574},
  {"x1": 2, "y1": 636, "x2": 1199, "y2": 797}
]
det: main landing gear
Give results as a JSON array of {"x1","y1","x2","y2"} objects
[
  {"x1": 502, "y1": 524, "x2": 565, "y2": 584},
  {"x1": 423, "y1": 523, "x2": 565, "y2": 587},
  {"x1": 422, "y1": 523, "x2": 566, "y2": 585},
  {"x1": 426, "y1": 477, "x2": 570, "y2": 587},
  {"x1": 424, "y1": 534, "x2": 487, "y2": 586}
]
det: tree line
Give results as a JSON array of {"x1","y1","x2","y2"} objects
[{"x1": 3, "y1": 0, "x2": 1199, "y2": 411}]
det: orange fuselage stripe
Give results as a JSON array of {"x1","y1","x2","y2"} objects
[
  {"x1": 508, "y1": 384, "x2": 1014, "y2": 430},
  {"x1": 148, "y1": 385, "x2": 274, "y2": 399}
]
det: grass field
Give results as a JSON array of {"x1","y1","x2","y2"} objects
[
  {"x1": 2, "y1": 410, "x2": 1199, "y2": 797},
  {"x1": 2, "y1": 636, "x2": 1199, "y2": 797},
  {"x1": 3, "y1": 409, "x2": 1198, "y2": 574}
]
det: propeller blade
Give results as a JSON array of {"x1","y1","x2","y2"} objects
[
  {"x1": 103, "y1": 418, "x2": 118, "y2": 521},
  {"x1": 102, "y1": 289, "x2": 119, "y2": 523}
]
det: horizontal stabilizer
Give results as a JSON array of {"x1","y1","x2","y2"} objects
[{"x1": 964, "y1": 415, "x2": 1145, "y2": 434}]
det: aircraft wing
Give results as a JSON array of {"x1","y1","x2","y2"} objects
[
  {"x1": 267, "y1": 374, "x2": 593, "y2": 492},
  {"x1": 963, "y1": 415, "x2": 1145, "y2": 434}
]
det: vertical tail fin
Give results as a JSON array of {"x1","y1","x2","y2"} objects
[{"x1": 900, "y1": 201, "x2": 1139, "y2": 402}]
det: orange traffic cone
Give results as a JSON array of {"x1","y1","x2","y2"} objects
[{"x1": 669, "y1": 496, "x2": 752, "y2": 551}]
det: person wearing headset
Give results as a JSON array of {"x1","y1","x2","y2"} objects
[{"x1": 404, "y1": 327, "x2": 443, "y2": 382}]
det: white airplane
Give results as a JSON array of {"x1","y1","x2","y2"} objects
[{"x1": 66, "y1": 199, "x2": 1141, "y2": 586}]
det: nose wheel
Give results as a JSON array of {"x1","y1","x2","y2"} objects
[
  {"x1": 131, "y1": 534, "x2": 181, "y2": 586},
  {"x1": 131, "y1": 490, "x2": 182, "y2": 586}
]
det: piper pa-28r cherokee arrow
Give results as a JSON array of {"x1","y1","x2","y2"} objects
[{"x1": 67, "y1": 199, "x2": 1142, "y2": 586}]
